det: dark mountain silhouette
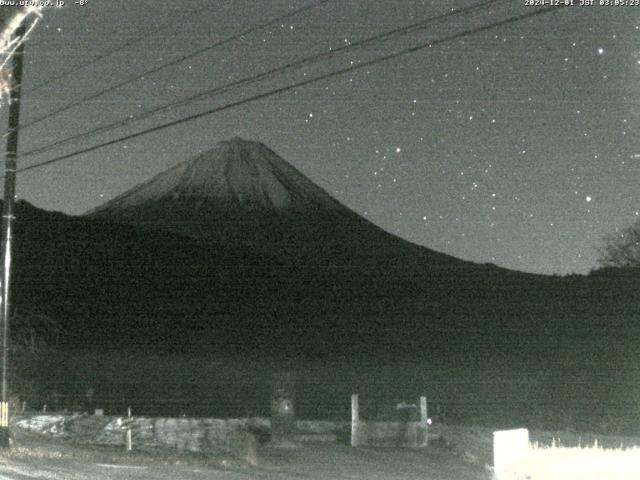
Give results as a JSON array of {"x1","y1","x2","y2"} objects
[
  {"x1": 86, "y1": 138, "x2": 528, "y2": 303},
  {"x1": 86, "y1": 137, "x2": 462, "y2": 271},
  {"x1": 4, "y1": 138, "x2": 638, "y2": 364}
]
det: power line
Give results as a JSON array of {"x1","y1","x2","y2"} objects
[
  {"x1": 23, "y1": 6, "x2": 222, "y2": 94},
  {"x1": 19, "y1": 0, "x2": 505, "y2": 160},
  {"x1": 19, "y1": 0, "x2": 331, "y2": 130},
  {"x1": 18, "y1": 4, "x2": 565, "y2": 174},
  {"x1": 16, "y1": 5, "x2": 568, "y2": 176},
  {"x1": 25, "y1": 4, "x2": 213, "y2": 94}
]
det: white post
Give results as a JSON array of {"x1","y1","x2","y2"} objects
[
  {"x1": 351, "y1": 394, "x2": 360, "y2": 447},
  {"x1": 126, "y1": 406, "x2": 132, "y2": 452},
  {"x1": 420, "y1": 396, "x2": 428, "y2": 446}
]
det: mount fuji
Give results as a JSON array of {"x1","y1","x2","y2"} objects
[
  {"x1": 88, "y1": 137, "x2": 347, "y2": 218},
  {"x1": 87, "y1": 137, "x2": 479, "y2": 274},
  {"x1": 77, "y1": 138, "x2": 553, "y2": 352},
  {"x1": 11, "y1": 137, "x2": 629, "y2": 358}
]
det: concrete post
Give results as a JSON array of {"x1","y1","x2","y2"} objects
[
  {"x1": 351, "y1": 393, "x2": 360, "y2": 447},
  {"x1": 420, "y1": 396, "x2": 428, "y2": 446},
  {"x1": 126, "y1": 406, "x2": 132, "y2": 452}
]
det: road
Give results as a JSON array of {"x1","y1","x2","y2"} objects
[{"x1": 0, "y1": 444, "x2": 492, "y2": 480}]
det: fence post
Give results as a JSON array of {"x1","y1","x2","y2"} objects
[
  {"x1": 270, "y1": 372, "x2": 297, "y2": 447},
  {"x1": 351, "y1": 394, "x2": 360, "y2": 447},
  {"x1": 126, "y1": 406, "x2": 132, "y2": 452},
  {"x1": 420, "y1": 396, "x2": 428, "y2": 446}
]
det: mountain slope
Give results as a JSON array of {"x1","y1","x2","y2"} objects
[
  {"x1": 10, "y1": 200, "x2": 291, "y2": 349},
  {"x1": 79, "y1": 138, "x2": 572, "y2": 353},
  {"x1": 11, "y1": 138, "x2": 638, "y2": 359},
  {"x1": 86, "y1": 138, "x2": 494, "y2": 279},
  {"x1": 87, "y1": 137, "x2": 355, "y2": 247}
]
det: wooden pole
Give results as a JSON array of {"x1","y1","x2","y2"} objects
[{"x1": 351, "y1": 394, "x2": 359, "y2": 447}]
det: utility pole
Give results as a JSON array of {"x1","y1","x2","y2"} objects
[{"x1": 0, "y1": 21, "x2": 27, "y2": 448}]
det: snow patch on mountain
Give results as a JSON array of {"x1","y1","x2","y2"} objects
[{"x1": 88, "y1": 137, "x2": 344, "y2": 215}]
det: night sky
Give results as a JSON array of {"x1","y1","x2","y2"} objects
[{"x1": 4, "y1": 0, "x2": 640, "y2": 275}]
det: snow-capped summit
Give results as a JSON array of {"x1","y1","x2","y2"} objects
[
  {"x1": 87, "y1": 138, "x2": 370, "y2": 249},
  {"x1": 89, "y1": 137, "x2": 344, "y2": 215}
]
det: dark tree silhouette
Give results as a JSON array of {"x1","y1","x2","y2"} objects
[{"x1": 599, "y1": 221, "x2": 640, "y2": 268}]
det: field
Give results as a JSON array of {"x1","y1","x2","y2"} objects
[{"x1": 2, "y1": 422, "x2": 640, "y2": 480}]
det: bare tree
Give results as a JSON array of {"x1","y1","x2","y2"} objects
[
  {"x1": 11, "y1": 307, "x2": 60, "y2": 354},
  {"x1": 599, "y1": 221, "x2": 640, "y2": 268}
]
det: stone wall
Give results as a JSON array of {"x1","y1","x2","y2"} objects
[
  {"x1": 12, "y1": 414, "x2": 431, "y2": 451},
  {"x1": 12, "y1": 414, "x2": 349, "y2": 453},
  {"x1": 357, "y1": 420, "x2": 429, "y2": 447}
]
